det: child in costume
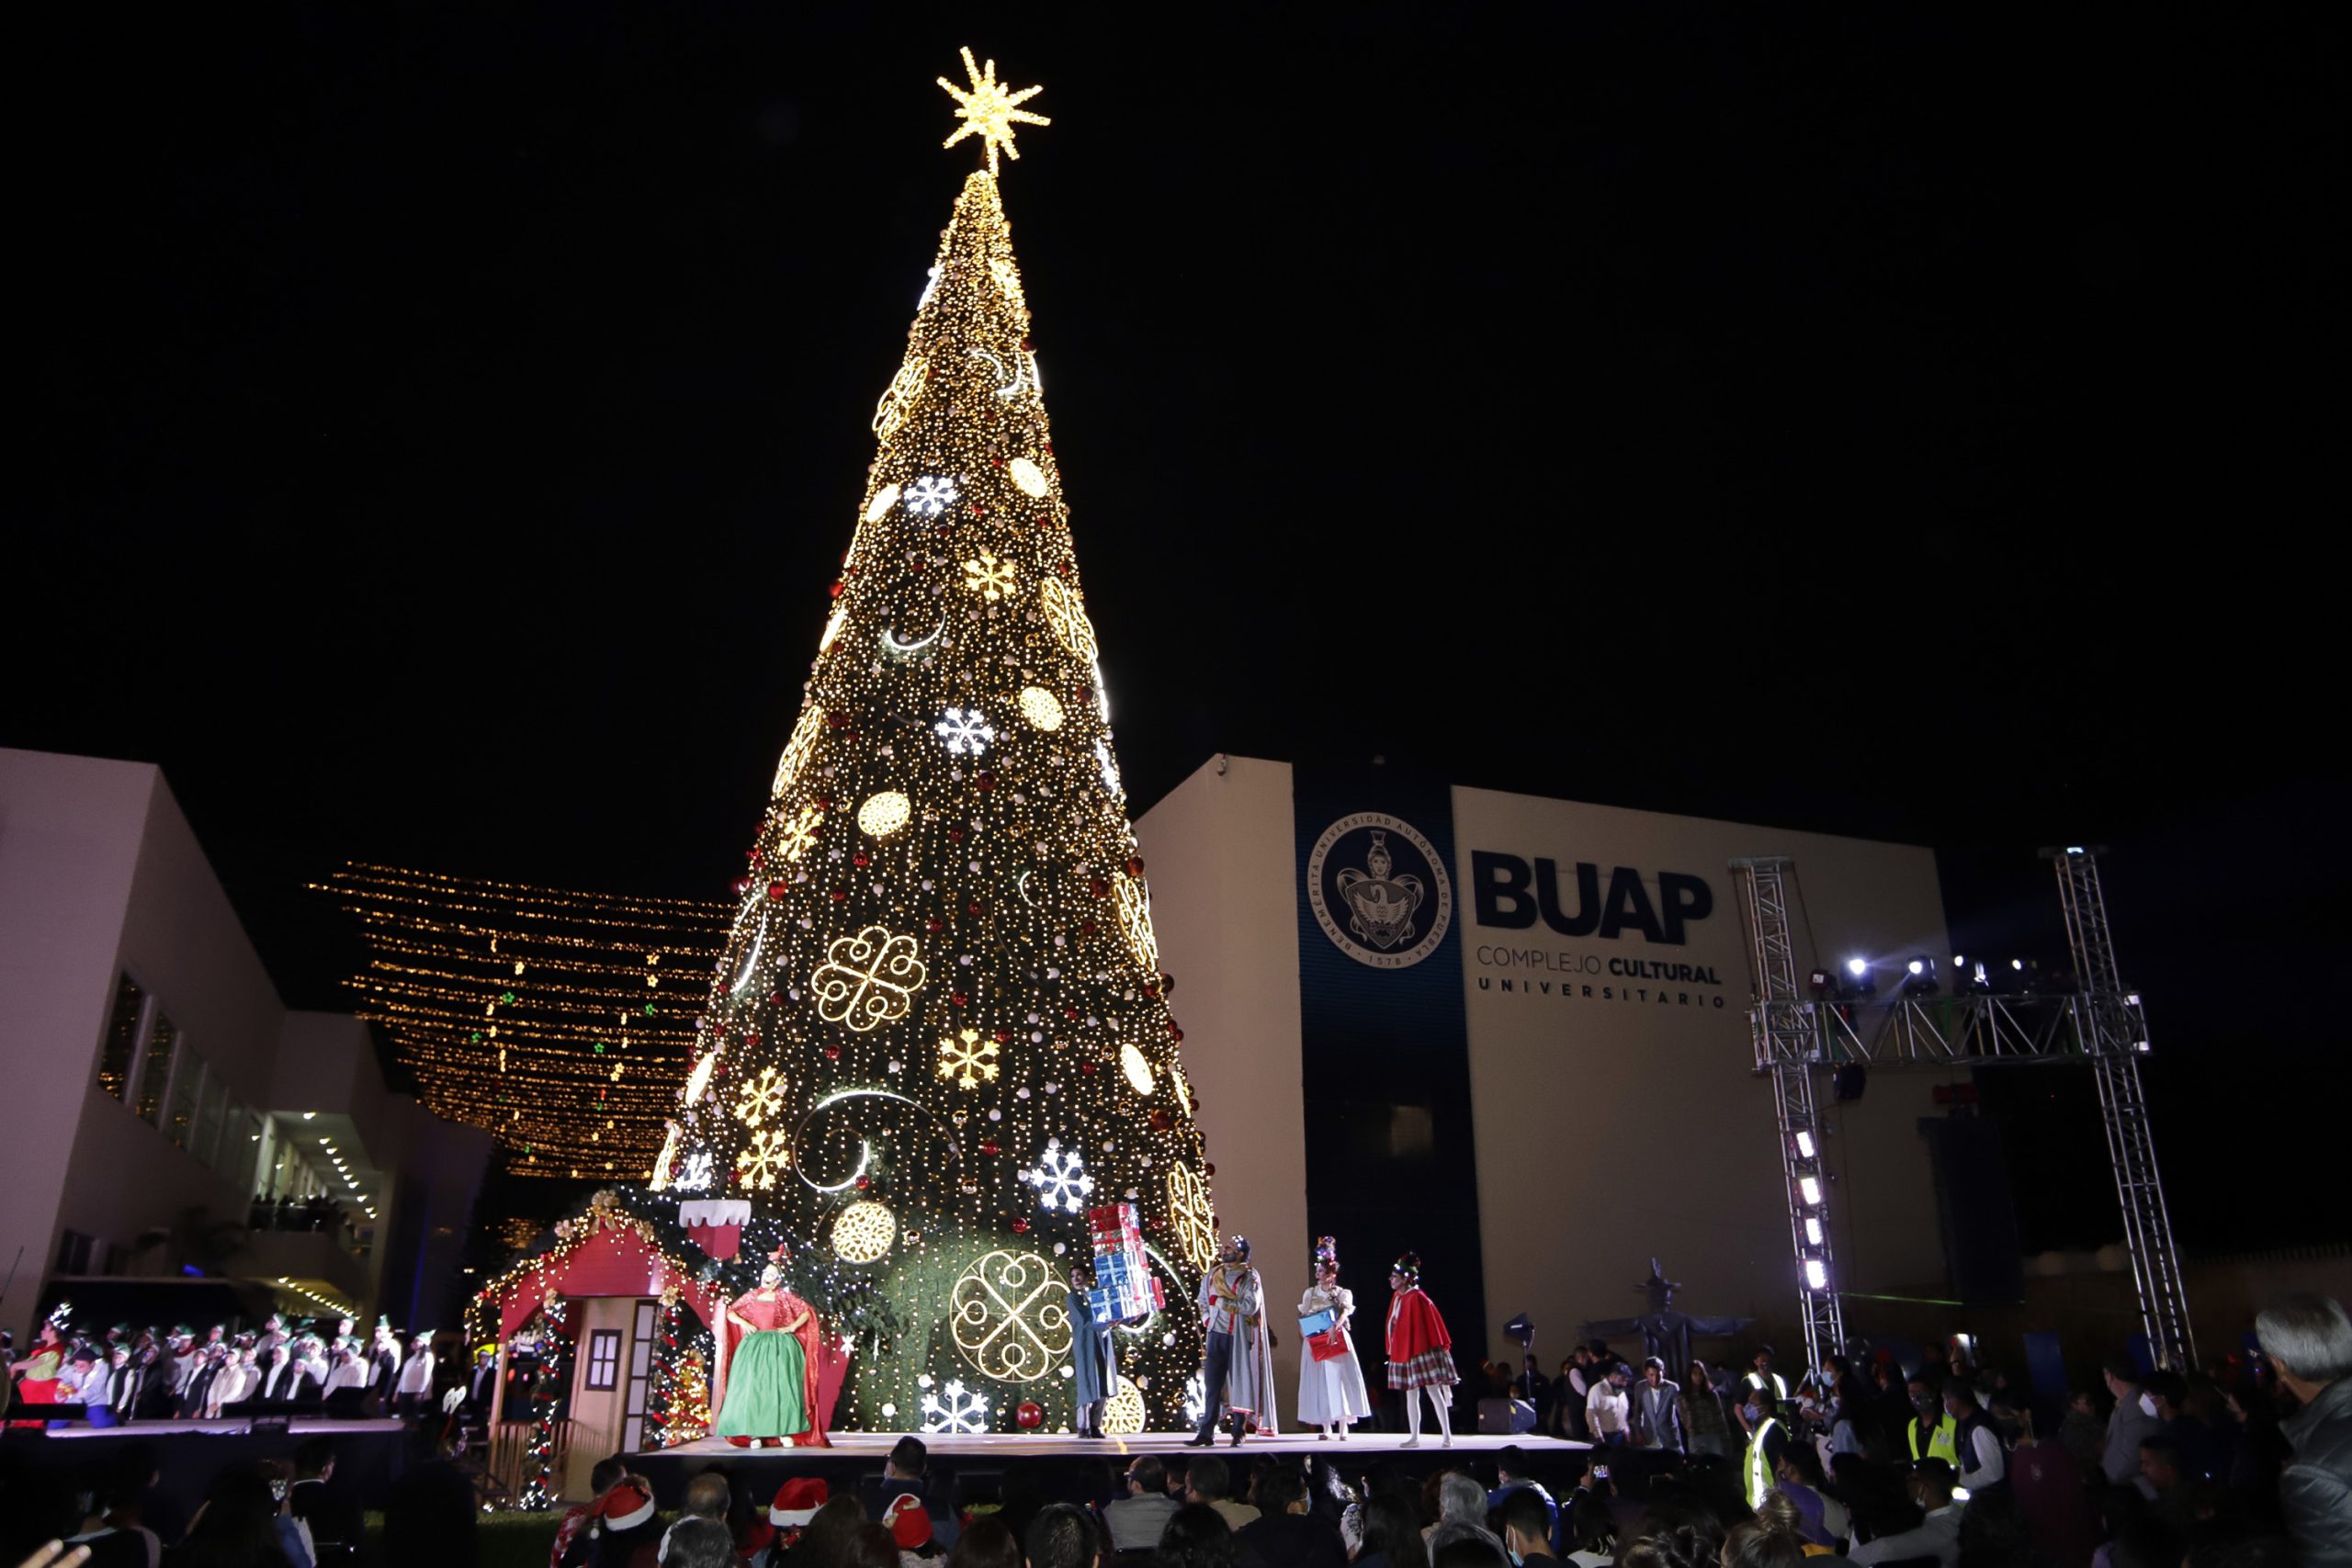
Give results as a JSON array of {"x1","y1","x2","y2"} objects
[
  {"x1": 1385, "y1": 1250, "x2": 1458, "y2": 1448},
  {"x1": 1297, "y1": 1236, "x2": 1374, "y2": 1438}
]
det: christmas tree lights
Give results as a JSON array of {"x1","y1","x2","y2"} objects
[{"x1": 644, "y1": 51, "x2": 1218, "y2": 1432}]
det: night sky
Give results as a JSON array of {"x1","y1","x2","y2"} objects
[{"x1": 14, "y1": 7, "x2": 2340, "y2": 1250}]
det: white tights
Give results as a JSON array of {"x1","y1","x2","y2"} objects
[{"x1": 1404, "y1": 1384, "x2": 1452, "y2": 1440}]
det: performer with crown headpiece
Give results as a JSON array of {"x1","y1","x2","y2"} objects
[
  {"x1": 1297, "y1": 1236, "x2": 1374, "y2": 1438},
  {"x1": 1386, "y1": 1251, "x2": 1459, "y2": 1448}
]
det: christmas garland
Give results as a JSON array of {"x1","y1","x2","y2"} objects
[{"x1": 515, "y1": 1292, "x2": 571, "y2": 1511}]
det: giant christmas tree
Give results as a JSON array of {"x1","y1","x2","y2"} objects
[{"x1": 648, "y1": 51, "x2": 1217, "y2": 1435}]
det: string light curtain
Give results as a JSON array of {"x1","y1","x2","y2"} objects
[
  {"x1": 647, "y1": 55, "x2": 1222, "y2": 1433},
  {"x1": 326, "y1": 863, "x2": 729, "y2": 1177}
]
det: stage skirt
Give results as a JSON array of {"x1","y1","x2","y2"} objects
[
  {"x1": 1387, "y1": 1348, "x2": 1461, "y2": 1391},
  {"x1": 715, "y1": 1329, "x2": 809, "y2": 1439},
  {"x1": 1298, "y1": 1339, "x2": 1374, "y2": 1425}
]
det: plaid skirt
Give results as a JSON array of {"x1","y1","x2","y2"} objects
[{"x1": 1387, "y1": 1348, "x2": 1459, "y2": 1390}]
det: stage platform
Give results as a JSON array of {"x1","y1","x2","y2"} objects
[
  {"x1": 1, "y1": 1417, "x2": 416, "y2": 1523},
  {"x1": 626, "y1": 1430, "x2": 1591, "y2": 1510}
]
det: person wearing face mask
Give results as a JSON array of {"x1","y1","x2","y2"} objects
[{"x1": 1906, "y1": 1373, "x2": 1959, "y2": 1469}]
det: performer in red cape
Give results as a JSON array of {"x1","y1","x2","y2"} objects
[
  {"x1": 6, "y1": 1323, "x2": 67, "y2": 1429},
  {"x1": 711, "y1": 1247, "x2": 829, "y2": 1447},
  {"x1": 1385, "y1": 1250, "x2": 1459, "y2": 1448}
]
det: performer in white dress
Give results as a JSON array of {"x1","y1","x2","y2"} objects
[{"x1": 1295, "y1": 1236, "x2": 1374, "y2": 1438}]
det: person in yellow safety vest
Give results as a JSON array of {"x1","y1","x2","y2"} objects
[
  {"x1": 1740, "y1": 1346, "x2": 1791, "y2": 1437},
  {"x1": 1905, "y1": 1372, "x2": 1961, "y2": 1466}
]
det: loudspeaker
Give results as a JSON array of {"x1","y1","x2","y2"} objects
[{"x1": 1833, "y1": 1065, "x2": 1868, "y2": 1102}]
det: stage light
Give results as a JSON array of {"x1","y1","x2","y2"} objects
[
  {"x1": 2126, "y1": 993, "x2": 2141, "y2": 1007},
  {"x1": 1908, "y1": 960, "x2": 1924, "y2": 976},
  {"x1": 1807, "y1": 968, "x2": 1831, "y2": 1000},
  {"x1": 1902, "y1": 956, "x2": 1939, "y2": 998},
  {"x1": 1846, "y1": 958, "x2": 1868, "y2": 977},
  {"x1": 1795, "y1": 1131, "x2": 1815, "y2": 1159},
  {"x1": 1804, "y1": 1259, "x2": 1829, "y2": 1291},
  {"x1": 302, "y1": 1111, "x2": 316, "y2": 1121},
  {"x1": 1952, "y1": 954, "x2": 1964, "y2": 968},
  {"x1": 2011, "y1": 959, "x2": 2024, "y2": 971},
  {"x1": 1799, "y1": 1177, "x2": 1823, "y2": 1207},
  {"x1": 1805, "y1": 1217, "x2": 1824, "y2": 1246}
]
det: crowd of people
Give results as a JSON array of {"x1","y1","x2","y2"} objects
[
  {"x1": 6, "y1": 1292, "x2": 2346, "y2": 1568},
  {"x1": 4, "y1": 1310, "x2": 447, "y2": 1427}
]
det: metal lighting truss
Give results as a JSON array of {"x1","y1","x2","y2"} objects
[{"x1": 1727, "y1": 849, "x2": 2194, "y2": 1373}]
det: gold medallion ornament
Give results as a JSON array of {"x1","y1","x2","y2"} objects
[
  {"x1": 831, "y1": 1200, "x2": 897, "y2": 1264},
  {"x1": 1167, "y1": 1164, "x2": 1216, "y2": 1269},
  {"x1": 1119, "y1": 1043, "x2": 1155, "y2": 1097},
  {"x1": 811, "y1": 926, "x2": 928, "y2": 1032},
  {"x1": 951, "y1": 1249, "x2": 1072, "y2": 1381},
  {"x1": 771, "y1": 705, "x2": 827, "y2": 799},
  {"x1": 856, "y1": 791, "x2": 912, "y2": 839},
  {"x1": 1114, "y1": 877, "x2": 1159, "y2": 972},
  {"x1": 1039, "y1": 577, "x2": 1099, "y2": 664},
  {"x1": 936, "y1": 46, "x2": 1049, "y2": 177},
  {"x1": 874, "y1": 355, "x2": 928, "y2": 442},
  {"x1": 1101, "y1": 1382, "x2": 1147, "y2": 1436},
  {"x1": 1017, "y1": 686, "x2": 1065, "y2": 731},
  {"x1": 1007, "y1": 456, "x2": 1050, "y2": 497}
]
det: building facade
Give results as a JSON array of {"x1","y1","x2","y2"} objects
[
  {"x1": 1136, "y1": 756, "x2": 1968, "y2": 1427},
  {"x1": 0, "y1": 748, "x2": 491, "y2": 1342}
]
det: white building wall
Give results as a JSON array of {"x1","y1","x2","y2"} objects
[
  {"x1": 1135, "y1": 755, "x2": 1310, "y2": 1429},
  {"x1": 1138, "y1": 755, "x2": 1967, "y2": 1382}
]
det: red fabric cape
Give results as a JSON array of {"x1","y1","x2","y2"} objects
[
  {"x1": 710, "y1": 1287, "x2": 829, "y2": 1447},
  {"x1": 1386, "y1": 1286, "x2": 1452, "y2": 1360}
]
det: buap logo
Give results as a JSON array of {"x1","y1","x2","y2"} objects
[{"x1": 1306, "y1": 812, "x2": 1454, "y2": 969}]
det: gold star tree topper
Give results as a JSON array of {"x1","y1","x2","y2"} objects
[{"x1": 937, "y1": 46, "x2": 1048, "y2": 175}]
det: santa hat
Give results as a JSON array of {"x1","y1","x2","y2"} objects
[
  {"x1": 599, "y1": 1481, "x2": 656, "y2": 1532},
  {"x1": 883, "y1": 1494, "x2": 933, "y2": 1550},
  {"x1": 768, "y1": 1476, "x2": 828, "y2": 1528}
]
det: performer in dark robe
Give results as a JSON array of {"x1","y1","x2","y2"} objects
[
  {"x1": 1068, "y1": 1265, "x2": 1121, "y2": 1438},
  {"x1": 1581, "y1": 1259, "x2": 1752, "y2": 1382}
]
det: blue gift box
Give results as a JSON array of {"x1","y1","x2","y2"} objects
[{"x1": 1298, "y1": 1307, "x2": 1338, "y2": 1337}]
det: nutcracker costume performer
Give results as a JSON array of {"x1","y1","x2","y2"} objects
[
  {"x1": 1068, "y1": 1264, "x2": 1122, "y2": 1439},
  {"x1": 1386, "y1": 1251, "x2": 1458, "y2": 1448},
  {"x1": 711, "y1": 1247, "x2": 830, "y2": 1448},
  {"x1": 1187, "y1": 1235, "x2": 1280, "y2": 1447},
  {"x1": 1297, "y1": 1236, "x2": 1374, "y2": 1438}
]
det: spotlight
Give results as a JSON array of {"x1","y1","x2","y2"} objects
[
  {"x1": 1804, "y1": 1259, "x2": 1830, "y2": 1292},
  {"x1": 1846, "y1": 958, "x2": 1868, "y2": 977},
  {"x1": 1795, "y1": 1131, "x2": 1816, "y2": 1159},
  {"x1": 1804, "y1": 1217, "x2": 1824, "y2": 1246},
  {"x1": 1799, "y1": 1177, "x2": 1823, "y2": 1207},
  {"x1": 1902, "y1": 956, "x2": 1939, "y2": 998}
]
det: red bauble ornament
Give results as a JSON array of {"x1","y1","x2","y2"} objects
[
  {"x1": 853, "y1": 852, "x2": 869, "y2": 868},
  {"x1": 1080, "y1": 919, "x2": 1099, "y2": 936},
  {"x1": 1148, "y1": 1109, "x2": 1172, "y2": 1133},
  {"x1": 992, "y1": 1029, "x2": 1013, "y2": 1044},
  {"x1": 975, "y1": 772, "x2": 996, "y2": 791},
  {"x1": 1080, "y1": 1062, "x2": 1098, "y2": 1077},
  {"x1": 1125, "y1": 857, "x2": 1146, "y2": 877},
  {"x1": 1089, "y1": 878, "x2": 1110, "y2": 897},
  {"x1": 926, "y1": 918, "x2": 944, "y2": 933},
  {"x1": 1168, "y1": 1021, "x2": 1183, "y2": 1042},
  {"x1": 967, "y1": 900, "x2": 985, "y2": 917},
  {"x1": 947, "y1": 828, "x2": 964, "y2": 842},
  {"x1": 733, "y1": 876, "x2": 753, "y2": 897},
  {"x1": 829, "y1": 580, "x2": 845, "y2": 599},
  {"x1": 951, "y1": 991, "x2": 970, "y2": 1008},
  {"x1": 823, "y1": 1046, "x2": 842, "y2": 1062},
  {"x1": 767, "y1": 882, "x2": 788, "y2": 900},
  {"x1": 855, "y1": 1175, "x2": 871, "y2": 1190},
  {"x1": 1204, "y1": 1163, "x2": 1216, "y2": 1177},
  {"x1": 1063, "y1": 1006, "x2": 1080, "y2": 1021},
  {"x1": 979, "y1": 1140, "x2": 1001, "y2": 1156},
  {"x1": 825, "y1": 709, "x2": 849, "y2": 729},
  {"x1": 1016, "y1": 1400, "x2": 1044, "y2": 1430},
  {"x1": 1160, "y1": 972, "x2": 1177, "y2": 995},
  {"x1": 831, "y1": 887, "x2": 849, "y2": 903},
  {"x1": 1012, "y1": 1217, "x2": 1029, "y2": 1234},
  {"x1": 814, "y1": 795, "x2": 834, "y2": 811}
]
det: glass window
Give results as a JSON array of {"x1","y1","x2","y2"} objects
[
  {"x1": 166, "y1": 1051, "x2": 204, "y2": 1148},
  {"x1": 217, "y1": 1109, "x2": 263, "y2": 1192},
  {"x1": 96, "y1": 975, "x2": 144, "y2": 1101},
  {"x1": 134, "y1": 1010, "x2": 179, "y2": 1126},
  {"x1": 584, "y1": 1330, "x2": 621, "y2": 1392},
  {"x1": 195, "y1": 1073, "x2": 228, "y2": 1165}
]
